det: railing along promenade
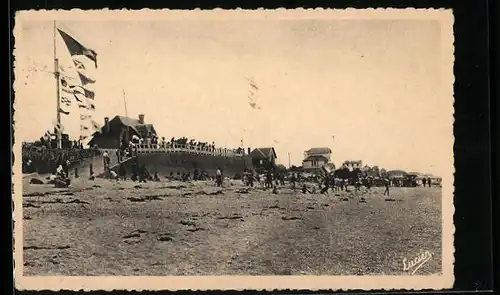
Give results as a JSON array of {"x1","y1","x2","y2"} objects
[{"x1": 134, "y1": 143, "x2": 245, "y2": 158}]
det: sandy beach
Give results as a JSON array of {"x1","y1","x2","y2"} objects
[{"x1": 21, "y1": 178, "x2": 442, "y2": 276}]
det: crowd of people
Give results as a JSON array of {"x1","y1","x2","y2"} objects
[
  {"x1": 234, "y1": 169, "x2": 437, "y2": 197},
  {"x1": 124, "y1": 134, "x2": 246, "y2": 156},
  {"x1": 22, "y1": 142, "x2": 100, "y2": 175}
]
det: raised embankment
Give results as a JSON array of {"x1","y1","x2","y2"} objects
[
  {"x1": 123, "y1": 152, "x2": 252, "y2": 178},
  {"x1": 23, "y1": 145, "x2": 253, "y2": 179}
]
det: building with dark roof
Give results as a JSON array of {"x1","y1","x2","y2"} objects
[
  {"x1": 89, "y1": 114, "x2": 158, "y2": 149},
  {"x1": 250, "y1": 147, "x2": 277, "y2": 171}
]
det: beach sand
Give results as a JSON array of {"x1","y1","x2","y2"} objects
[{"x1": 21, "y1": 177, "x2": 442, "y2": 276}]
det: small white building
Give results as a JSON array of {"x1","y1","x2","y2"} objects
[{"x1": 302, "y1": 147, "x2": 333, "y2": 172}]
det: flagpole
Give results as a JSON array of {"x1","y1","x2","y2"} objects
[
  {"x1": 331, "y1": 135, "x2": 335, "y2": 167},
  {"x1": 54, "y1": 20, "x2": 62, "y2": 149},
  {"x1": 123, "y1": 89, "x2": 128, "y2": 117}
]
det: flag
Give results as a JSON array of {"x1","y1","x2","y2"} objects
[
  {"x1": 60, "y1": 96, "x2": 72, "y2": 107},
  {"x1": 78, "y1": 72, "x2": 96, "y2": 85},
  {"x1": 57, "y1": 29, "x2": 98, "y2": 68},
  {"x1": 73, "y1": 57, "x2": 87, "y2": 70},
  {"x1": 249, "y1": 81, "x2": 258, "y2": 90},
  {"x1": 71, "y1": 85, "x2": 95, "y2": 99},
  {"x1": 57, "y1": 29, "x2": 98, "y2": 142},
  {"x1": 52, "y1": 120, "x2": 64, "y2": 133},
  {"x1": 58, "y1": 107, "x2": 70, "y2": 115},
  {"x1": 61, "y1": 75, "x2": 94, "y2": 106},
  {"x1": 73, "y1": 93, "x2": 83, "y2": 102},
  {"x1": 247, "y1": 78, "x2": 259, "y2": 91},
  {"x1": 60, "y1": 77, "x2": 75, "y2": 93},
  {"x1": 90, "y1": 120, "x2": 101, "y2": 131}
]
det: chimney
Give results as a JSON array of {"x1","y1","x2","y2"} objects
[
  {"x1": 104, "y1": 117, "x2": 110, "y2": 133},
  {"x1": 138, "y1": 114, "x2": 145, "y2": 124}
]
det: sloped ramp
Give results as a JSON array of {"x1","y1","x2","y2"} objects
[{"x1": 95, "y1": 156, "x2": 136, "y2": 178}]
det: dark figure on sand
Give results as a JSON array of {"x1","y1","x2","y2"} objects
[
  {"x1": 355, "y1": 178, "x2": 361, "y2": 192},
  {"x1": 383, "y1": 178, "x2": 390, "y2": 197},
  {"x1": 215, "y1": 168, "x2": 223, "y2": 187},
  {"x1": 290, "y1": 173, "x2": 297, "y2": 190},
  {"x1": 265, "y1": 170, "x2": 273, "y2": 189},
  {"x1": 154, "y1": 172, "x2": 160, "y2": 182},
  {"x1": 279, "y1": 173, "x2": 285, "y2": 186},
  {"x1": 320, "y1": 175, "x2": 330, "y2": 194},
  {"x1": 138, "y1": 165, "x2": 149, "y2": 183},
  {"x1": 119, "y1": 163, "x2": 127, "y2": 180}
]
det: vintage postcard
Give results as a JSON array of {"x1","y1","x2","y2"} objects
[{"x1": 13, "y1": 8, "x2": 455, "y2": 291}]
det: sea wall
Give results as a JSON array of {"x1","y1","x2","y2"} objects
[
  {"x1": 129, "y1": 152, "x2": 253, "y2": 178},
  {"x1": 22, "y1": 145, "x2": 102, "y2": 175}
]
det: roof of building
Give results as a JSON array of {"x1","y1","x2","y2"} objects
[
  {"x1": 113, "y1": 116, "x2": 157, "y2": 137},
  {"x1": 325, "y1": 162, "x2": 336, "y2": 169},
  {"x1": 250, "y1": 147, "x2": 277, "y2": 159},
  {"x1": 91, "y1": 115, "x2": 158, "y2": 139},
  {"x1": 305, "y1": 147, "x2": 332, "y2": 154},
  {"x1": 303, "y1": 155, "x2": 329, "y2": 162},
  {"x1": 321, "y1": 162, "x2": 336, "y2": 172}
]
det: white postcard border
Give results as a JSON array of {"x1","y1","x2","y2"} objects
[{"x1": 13, "y1": 8, "x2": 455, "y2": 291}]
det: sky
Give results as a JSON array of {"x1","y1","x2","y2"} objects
[{"x1": 14, "y1": 11, "x2": 454, "y2": 176}]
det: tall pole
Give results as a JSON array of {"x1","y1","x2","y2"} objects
[
  {"x1": 288, "y1": 152, "x2": 291, "y2": 168},
  {"x1": 54, "y1": 20, "x2": 62, "y2": 149},
  {"x1": 331, "y1": 135, "x2": 335, "y2": 167},
  {"x1": 123, "y1": 89, "x2": 128, "y2": 117}
]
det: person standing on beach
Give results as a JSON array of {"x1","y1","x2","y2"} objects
[
  {"x1": 119, "y1": 163, "x2": 127, "y2": 180},
  {"x1": 265, "y1": 170, "x2": 273, "y2": 189},
  {"x1": 102, "y1": 151, "x2": 109, "y2": 170},
  {"x1": 320, "y1": 175, "x2": 330, "y2": 194},
  {"x1": 215, "y1": 168, "x2": 223, "y2": 187},
  {"x1": 383, "y1": 177, "x2": 390, "y2": 197},
  {"x1": 290, "y1": 173, "x2": 297, "y2": 190},
  {"x1": 427, "y1": 177, "x2": 432, "y2": 188}
]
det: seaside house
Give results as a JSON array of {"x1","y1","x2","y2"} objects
[
  {"x1": 250, "y1": 147, "x2": 277, "y2": 170},
  {"x1": 89, "y1": 114, "x2": 158, "y2": 149},
  {"x1": 341, "y1": 160, "x2": 363, "y2": 172},
  {"x1": 302, "y1": 147, "x2": 332, "y2": 172}
]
